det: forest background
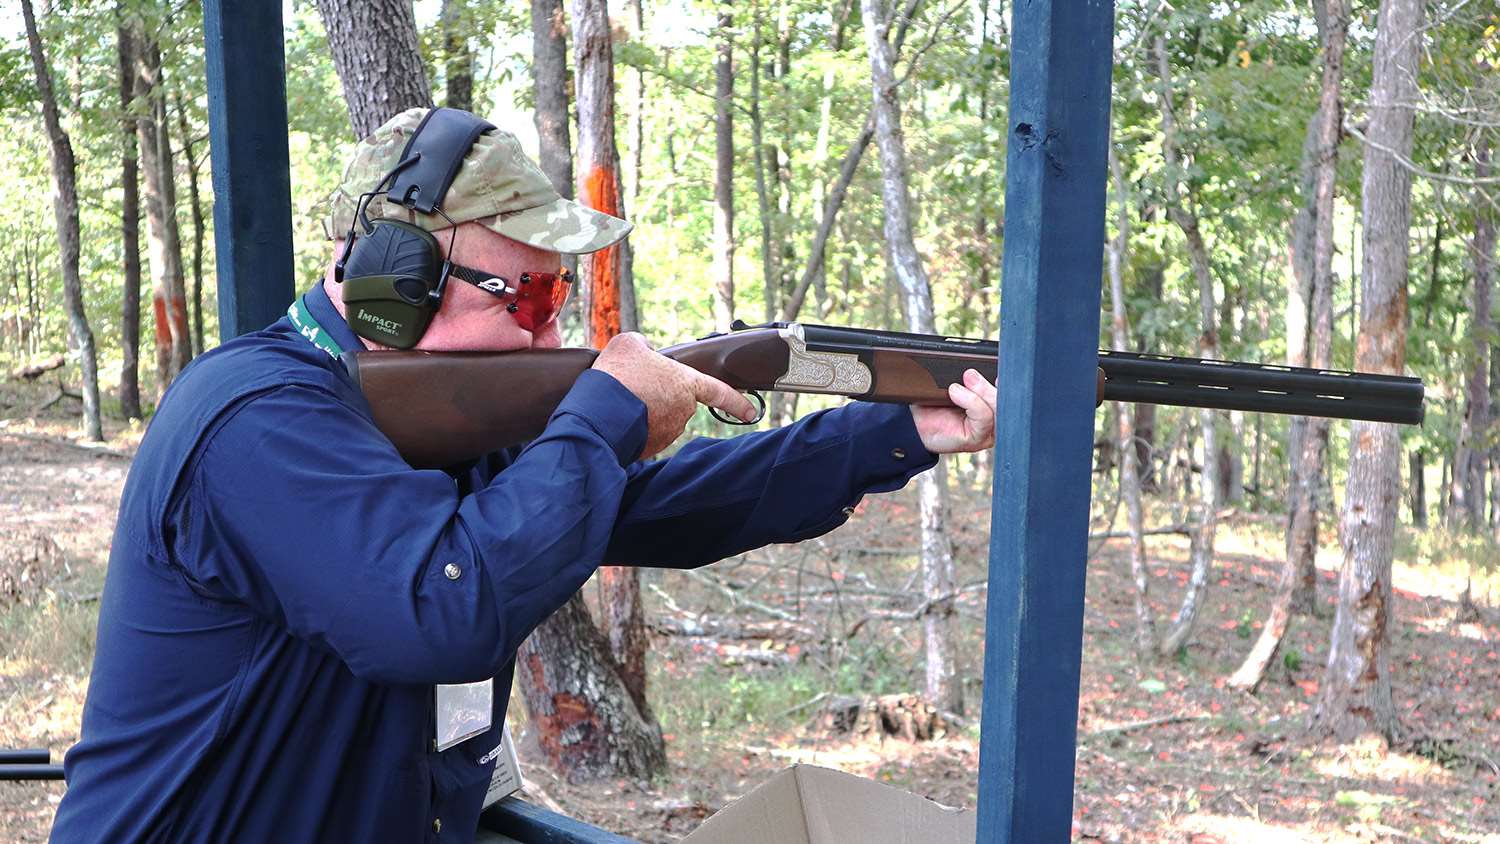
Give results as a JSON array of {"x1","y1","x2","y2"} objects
[{"x1": 2, "y1": 0, "x2": 1499, "y2": 841}]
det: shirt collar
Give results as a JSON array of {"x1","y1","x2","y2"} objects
[{"x1": 302, "y1": 281, "x2": 366, "y2": 357}]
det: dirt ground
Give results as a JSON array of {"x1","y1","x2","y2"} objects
[{"x1": 2, "y1": 381, "x2": 1498, "y2": 842}]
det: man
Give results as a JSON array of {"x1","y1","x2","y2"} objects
[{"x1": 51, "y1": 108, "x2": 997, "y2": 843}]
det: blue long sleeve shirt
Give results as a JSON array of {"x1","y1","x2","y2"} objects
[{"x1": 50, "y1": 284, "x2": 936, "y2": 843}]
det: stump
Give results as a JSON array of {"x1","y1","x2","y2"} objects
[
  {"x1": 815, "y1": 693, "x2": 948, "y2": 741},
  {"x1": 0, "y1": 531, "x2": 68, "y2": 608}
]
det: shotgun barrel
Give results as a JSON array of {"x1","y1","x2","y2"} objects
[
  {"x1": 1097, "y1": 349, "x2": 1424, "y2": 426},
  {"x1": 0, "y1": 749, "x2": 49, "y2": 765},
  {"x1": 777, "y1": 323, "x2": 1424, "y2": 425},
  {"x1": 0, "y1": 764, "x2": 64, "y2": 781}
]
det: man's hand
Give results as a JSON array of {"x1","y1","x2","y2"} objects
[
  {"x1": 910, "y1": 369, "x2": 997, "y2": 454},
  {"x1": 592, "y1": 332, "x2": 757, "y2": 459}
]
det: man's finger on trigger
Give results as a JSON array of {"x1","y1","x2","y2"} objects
[{"x1": 695, "y1": 374, "x2": 757, "y2": 422}]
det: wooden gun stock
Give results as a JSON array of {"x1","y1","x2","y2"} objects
[{"x1": 344, "y1": 348, "x2": 600, "y2": 469}]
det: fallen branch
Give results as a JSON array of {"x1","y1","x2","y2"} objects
[
  {"x1": 770, "y1": 691, "x2": 830, "y2": 721},
  {"x1": 650, "y1": 615, "x2": 813, "y2": 641},
  {"x1": 10, "y1": 354, "x2": 64, "y2": 380},
  {"x1": 0, "y1": 430, "x2": 130, "y2": 459},
  {"x1": 1089, "y1": 525, "x2": 1193, "y2": 540},
  {"x1": 1083, "y1": 713, "x2": 1209, "y2": 739},
  {"x1": 684, "y1": 569, "x2": 800, "y2": 622}
]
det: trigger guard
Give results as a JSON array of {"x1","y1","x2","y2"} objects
[{"x1": 709, "y1": 390, "x2": 766, "y2": 427}]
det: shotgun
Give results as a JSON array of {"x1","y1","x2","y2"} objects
[{"x1": 343, "y1": 321, "x2": 1425, "y2": 468}]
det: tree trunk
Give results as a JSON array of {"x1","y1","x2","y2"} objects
[
  {"x1": 625, "y1": 0, "x2": 645, "y2": 224},
  {"x1": 711, "y1": 3, "x2": 735, "y2": 332},
  {"x1": 1133, "y1": 265, "x2": 1164, "y2": 491},
  {"x1": 805, "y1": 12, "x2": 840, "y2": 319},
  {"x1": 571, "y1": 0, "x2": 661, "y2": 769},
  {"x1": 175, "y1": 93, "x2": 206, "y2": 358},
  {"x1": 507, "y1": 0, "x2": 664, "y2": 782},
  {"x1": 1311, "y1": 0, "x2": 1422, "y2": 744},
  {"x1": 1230, "y1": 0, "x2": 1346, "y2": 691},
  {"x1": 772, "y1": 2, "x2": 796, "y2": 323},
  {"x1": 1155, "y1": 35, "x2": 1220, "y2": 657},
  {"x1": 779, "y1": 0, "x2": 921, "y2": 324},
  {"x1": 862, "y1": 0, "x2": 960, "y2": 715},
  {"x1": 314, "y1": 0, "x2": 433, "y2": 138},
  {"x1": 1221, "y1": 412, "x2": 1245, "y2": 505},
  {"x1": 1107, "y1": 143, "x2": 1154, "y2": 659},
  {"x1": 575, "y1": 0, "x2": 637, "y2": 342},
  {"x1": 1448, "y1": 138, "x2": 1493, "y2": 532},
  {"x1": 1409, "y1": 448, "x2": 1426, "y2": 526},
  {"x1": 515, "y1": 594, "x2": 666, "y2": 782},
  {"x1": 24, "y1": 0, "x2": 103, "y2": 441},
  {"x1": 750, "y1": 8, "x2": 776, "y2": 323},
  {"x1": 530, "y1": 0, "x2": 578, "y2": 286},
  {"x1": 530, "y1": 0, "x2": 573, "y2": 196},
  {"x1": 966, "y1": 0, "x2": 995, "y2": 488},
  {"x1": 132, "y1": 27, "x2": 192, "y2": 395},
  {"x1": 117, "y1": 13, "x2": 143, "y2": 421},
  {"x1": 1421, "y1": 183, "x2": 1444, "y2": 329},
  {"x1": 439, "y1": 0, "x2": 474, "y2": 111}
]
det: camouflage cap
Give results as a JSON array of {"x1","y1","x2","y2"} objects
[{"x1": 323, "y1": 108, "x2": 631, "y2": 255}]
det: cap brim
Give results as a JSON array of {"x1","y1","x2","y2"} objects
[{"x1": 484, "y1": 198, "x2": 632, "y2": 255}]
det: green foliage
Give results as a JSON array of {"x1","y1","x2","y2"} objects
[
  {"x1": 653, "y1": 636, "x2": 911, "y2": 735},
  {"x1": 1137, "y1": 677, "x2": 1168, "y2": 694},
  {"x1": 1282, "y1": 648, "x2": 1302, "y2": 672},
  {"x1": 1399, "y1": 526, "x2": 1500, "y2": 580}
]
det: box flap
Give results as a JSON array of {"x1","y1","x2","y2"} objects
[{"x1": 680, "y1": 764, "x2": 973, "y2": 844}]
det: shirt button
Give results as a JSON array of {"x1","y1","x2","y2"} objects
[
  {"x1": 433, "y1": 817, "x2": 442, "y2": 833},
  {"x1": 891, "y1": 447, "x2": 906, "y2": 460},
  {"x1": 444, "y1": 563, "x2": 462, "y2": 581}
]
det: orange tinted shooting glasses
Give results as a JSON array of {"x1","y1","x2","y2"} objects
[{"x1": 449, "y1": 265, "x2": 573, "y2": 331}]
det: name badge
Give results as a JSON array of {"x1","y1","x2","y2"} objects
[{"x1": 433, "y1": 679, "x2": 493, "y2": 752}]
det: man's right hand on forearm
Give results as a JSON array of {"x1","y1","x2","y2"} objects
[{"x1": 591, "y1": 332, "x2": 756, "y2": 459}]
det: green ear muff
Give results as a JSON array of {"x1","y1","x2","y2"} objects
[
  {"x1": 341, "y1": 219, "x2": 446, "y2": 350},
  {"x1": 341, "y1": 274, "x2": 435, "y2": 349}
]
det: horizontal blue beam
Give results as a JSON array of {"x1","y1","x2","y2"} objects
[
  {"x1": 977, "y1": 0, "x2": 1117, "y2": 840},
  {"x1": 481, "y1": 798, "x2": 639, "y2": 844}
]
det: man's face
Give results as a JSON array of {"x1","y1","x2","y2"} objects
[{"x1": 414, "y1": 223, "x2": 566, "y2": 352}]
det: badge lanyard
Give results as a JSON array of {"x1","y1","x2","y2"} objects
[{"x1": 288, "y1": 296, "x2": 347, "y2": 359}]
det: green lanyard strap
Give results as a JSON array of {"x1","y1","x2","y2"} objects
[{"x1": 288, "y1": 296, "x2": 346, "y2": 359}]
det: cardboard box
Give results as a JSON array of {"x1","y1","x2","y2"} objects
[{"x1": 680, "y1": 764, "x2": 975, "y2": 844}]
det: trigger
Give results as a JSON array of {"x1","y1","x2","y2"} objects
[{"x1": 709, "y1": 390, "x2": 766, "y2": 426}]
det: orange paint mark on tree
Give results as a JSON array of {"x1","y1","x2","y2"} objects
[
  {"x1": 152, "y1": 294, "x2": 171, "y2": 348},
  {"x1": 169, "y1": 293, "x2": 189, "y2": 345},
  {"x1": 584, "y1": 164, "x2": 623, "y2": 348},
  {"x1": 524, "y1": 650, "x2": 605, "y2": 776}
]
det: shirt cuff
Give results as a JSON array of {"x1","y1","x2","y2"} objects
[
  {"x1": 841, "y1": 400, "x2": 940, "y2": 488},
  {"x1": 549, "y1": 369, "x2": 649, "y2": 464}
]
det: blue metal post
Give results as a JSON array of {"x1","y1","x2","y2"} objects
[
  {"x1": 481, "y1": 799, "x2": 639, "y2": 844},
  {"x1": 977, "y1": 0, "x2": 1117, "y2": 840},
  {"x1": 202, "y1": 0, "x2": 296, "y2": 339}
]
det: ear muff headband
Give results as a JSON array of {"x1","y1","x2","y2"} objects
[{"x1": 388, "y1": 109, "x2": 496, "y2": 213}]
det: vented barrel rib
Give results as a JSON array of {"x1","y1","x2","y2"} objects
[{"x1": 1096, "y1": 349, "x2": 1424, "y2": 425}]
